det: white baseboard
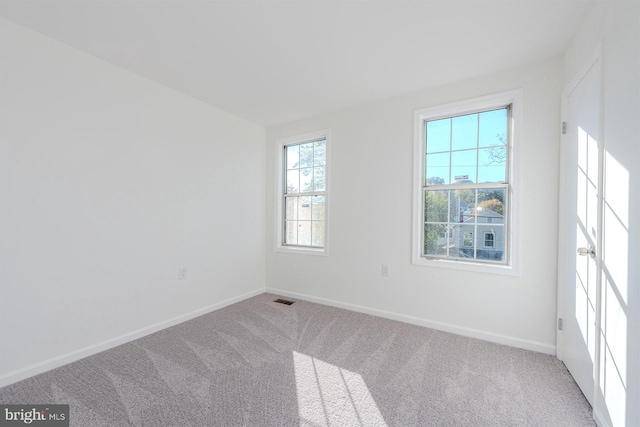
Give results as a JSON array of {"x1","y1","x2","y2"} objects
[
  {"x1": 0, "y1": 288, "x2": 264, "y2": 388},
  {"x1": 2, "y1": 286, "x2": 557, "y2": 389},
  {"x1": 593, "y1": 405, "x2": 612, "y2": 427},
  {"x1": 266, "y1": 287, "x2": 556, "y2": 355}
]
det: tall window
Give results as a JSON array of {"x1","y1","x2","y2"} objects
[
  {"x1": 413, "y1": 90, "x2": 520, "y2": 272},
  {"x1": 277, "y1": 130, "x2": 328, "y2": 253}
]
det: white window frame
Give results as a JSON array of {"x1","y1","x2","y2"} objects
[
  {"x1": 275, "y1": 129, "x2": 330, "y2": 255},
  {"x1": 412, "y1": 90, "x2": 521, "y2": 275}
]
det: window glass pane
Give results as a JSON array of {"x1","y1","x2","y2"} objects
[
  {"x1": 424, "y1": 223, "x2": 448, "y2": 256},
  {"x1": 425, "y1": 190, "x2": 449, "y2": 222},
  {"x1": 285, "y1": 197, "x2": 298, "y2": 220},
  {"x1": 484, "y1": 232, "x2": 495, "y2": 247},
  {"x1": 313, "y1": 167, "x2": 326, "y2": 192},
  {"x1": 298, "y1": 221, "x2": 312, "y2": 246},
  {"x1": 286, "y1": 145, "x2": 299, "y2": 169},
  {"x1": 314, "y1": 140, "x2": 326, "y2": 166},
  {"x1": 451, "y1": 113, "x2": 478, "y2": 151},
  {"x1": 476, "y1": 188, "x2": 506, "y2": 218},
  {"x1": 450, "y1": 189, "x2": 476, "y2": 223},
  {"x1": 451, "y1": 149, "x2": 477, "y2": 184},
  {"x1": 477, "y1": 225, "x2": 505, "y2": 261},
  {"x1": 426, "y1": 152, "x2": 450, "y2": 185},
  {"x1": 298, "y1": 196, "x2": 312, "y2": 220},
  {"x1": 299, "y1": 143, "x2": 314, "y2": 168},
  {"x1": 286, "y1": 170, "x2": 299, "y2": 193},
  {"x1": 478, "y1": 147, "x2": 507, "y2": 183},
  {"x1": 300, "y1": 168, "x2": 313, "y2": 192},
  {"x1": 312, "y1": 195, "x2": 325, "y2": 221},
  {"x1": 426, "y1": 118, "x2": 451, "y2": 153},
  {"x1": 463, "y1": 231, "x2": 473, "y2": 247},
  {"x1": 453, "y1": 229, "x2": 475, "y2": 259},
  {"x1": 479, "y1": 108, "x2": 508, "y2": 148},
  {"x1": 312, "y1": 221, "x2": 325, "y2": 247},
  {"x1": 285, "y1": 221, "x2": 297, "y2": 245}
]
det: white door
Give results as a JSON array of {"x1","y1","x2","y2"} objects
[{"x1": 557, "y1": 56, "x2": 602, "y2": 406}]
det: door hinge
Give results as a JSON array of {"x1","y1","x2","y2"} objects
[
  {"x1": 562, "y1": 122, "x2": 567, "y2": 134},
  {"x1": 558, "y1": 318, "x2": 564, "y2": 331}
]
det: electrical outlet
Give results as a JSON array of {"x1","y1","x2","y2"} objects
[
  {"x1": 178, "y1": 268, "x2": 187, "y2": 280},
  {"x1": 382, "y1": 264, "x2": 390, "y2": 277}
]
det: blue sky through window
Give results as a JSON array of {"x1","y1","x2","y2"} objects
[{"x1": 426, "y1": 108, "x2": 508, "y2": 184}]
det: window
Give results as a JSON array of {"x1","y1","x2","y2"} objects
[
  {"x1": 276, "y1": 130, "x2": 329, "y2": 254},
  {"x1": 463, "y1": 232, "x2": 474, "y2": 247},
  {"x1": 484, "y1": 232, "x2": 495, "y2": 248},
  {"x1": 413, "y1": 90, "x2": 521, "y2": 273}
]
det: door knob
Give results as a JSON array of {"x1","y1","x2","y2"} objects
[{"x1": 577, "y1": 246, "x2": 596, "y2": 258}]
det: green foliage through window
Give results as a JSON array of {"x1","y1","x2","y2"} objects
[{"x1": 422, "y1": 106, "x2": 510, "y2": 264}]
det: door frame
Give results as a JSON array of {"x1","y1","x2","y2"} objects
[{"x1": 556, "y1": 42, "x2": 604, "y2": 414}]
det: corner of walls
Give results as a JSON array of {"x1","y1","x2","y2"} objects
[
  {"x1": 0, "y1": 18, "x2": 267, "y2": 383},
  {"x1": 0, "y1": 288, "x2": 264, "y2": 388},
  {"x1": 265, "y1": 57, "x2": 563, "y2": 353}
]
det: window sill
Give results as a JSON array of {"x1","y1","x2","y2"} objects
[
  {"x1": 412, "y1": 256, "x2": 519, "y2": 276},
  {"x1": 275, "y1": 245, "x2": 328, "y2": 256}
]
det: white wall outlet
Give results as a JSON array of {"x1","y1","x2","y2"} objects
[
  {"x1": 178, "y1": 268, "x2": 187, "y2": 280},
  {"x1": 382, "y1": 264, "x2": 390, "y2": 277}
]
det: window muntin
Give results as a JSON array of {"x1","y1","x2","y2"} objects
[
  {"x1": 423, "y1": 106, "x2": 510, "y2": 265},
  {"x1": 283, "y1": 139, "x2": 326, "y2": 249},
  {"x1": 425, "y1": 108, "x2": 508, "y2": 185}
]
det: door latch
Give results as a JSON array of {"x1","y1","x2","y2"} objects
[{"x1": 577, "y1": 245, "x2": 596, "y2": 259}]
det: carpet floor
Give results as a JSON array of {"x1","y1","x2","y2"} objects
[{"x1": 0, "y1": 293, "x2": 594, "y2": 426}]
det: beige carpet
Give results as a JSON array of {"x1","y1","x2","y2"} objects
[{"x1": 0, "y1": 293, "x2": 594, "y2": 426}]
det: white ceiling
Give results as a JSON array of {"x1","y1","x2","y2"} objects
[{"x1": 0, "y1": 1, "x2": 593, "y2": 127}]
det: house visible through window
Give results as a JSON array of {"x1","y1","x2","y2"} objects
[
  {"x1": 422, "y1": 105, "x2": 510, "y2": 264},
  {"x1": 279, "y1": 133, "x2": 328, "y2": 251}
]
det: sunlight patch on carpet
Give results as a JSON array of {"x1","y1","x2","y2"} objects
[{"x1": 293, "y1": 351, "x2": 387, "y2": 427}]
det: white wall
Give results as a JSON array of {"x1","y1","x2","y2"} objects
[
  {"x1": 563, "y1": 2, "x2": 639, "y2": 426},
  {"x1": 0, "y1": 19, "x2": 266, "y2": 384},
  {"x1": 266, "y1": 58, "x2": 563, "y2": 353}
]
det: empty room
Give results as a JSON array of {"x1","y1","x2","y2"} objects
[{"x1": 0, "y1": 1, "x2": 638, "y2": 426}]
